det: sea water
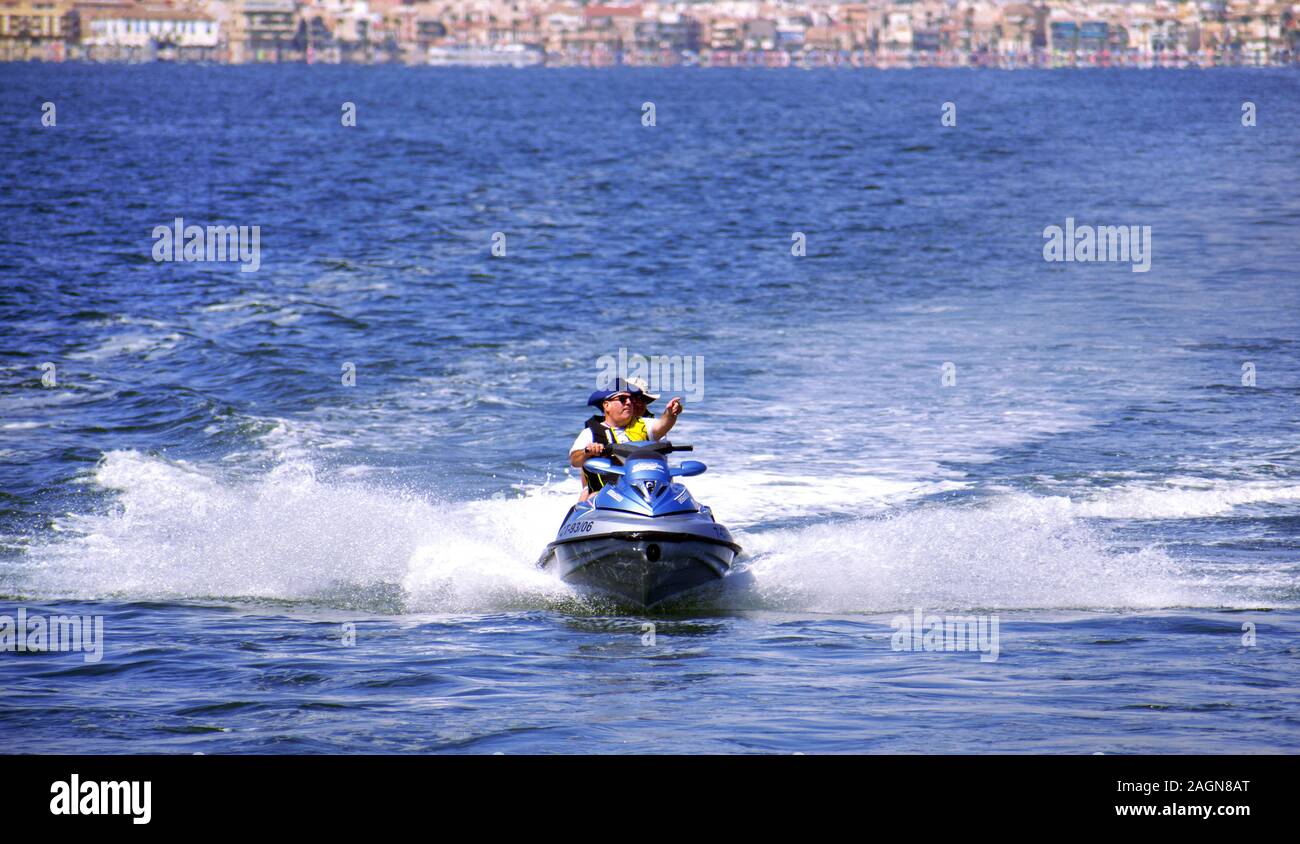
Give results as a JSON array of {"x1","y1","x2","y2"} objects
[{"x1": 1, "y1": 66, "x2": 1297, "y2": 752}]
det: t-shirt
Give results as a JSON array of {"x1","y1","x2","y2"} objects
[{"x1": 569, "y1": 418, "x2": 658, "y2": 455}]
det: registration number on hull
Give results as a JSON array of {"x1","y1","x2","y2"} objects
[{"x1": 560, "y1": 520, "x2": 594, "y2": 537}]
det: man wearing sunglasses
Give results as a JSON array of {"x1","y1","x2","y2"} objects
[{"x1": 569, "y1": 378, "x2": 683, "y2": 500}]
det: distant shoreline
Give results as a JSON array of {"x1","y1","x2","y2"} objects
[{"x1": 4, "y1": 58, "x2": 1298, "y2": 69}]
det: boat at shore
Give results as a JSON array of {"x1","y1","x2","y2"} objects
[{"x1": 427, "y1": 44, "x2": 544, "y2": 68}]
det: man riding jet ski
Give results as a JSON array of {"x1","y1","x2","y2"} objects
[
  {"x1": 542, "y1": 382, "x2": 738, "y2": 607},
  {"x1": 569, "y1": 378, "x2": 682, "y2": 501}
]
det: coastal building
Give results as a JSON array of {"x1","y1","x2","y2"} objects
[
  {"x1": 635, "y1": 12, "x2": 700, "y2": 57},
  {"x1": 773, "y1": 15, "x2": 807, "y2": 50},
  {"x1": 3, "y1": 0, "x2": 1300, "y2": 66},
  {"x1": 287, "y1": 0, "x2": 384, "y2": 61},
  {"x1": 1001, "y1": 3, "x2": 1047, "y2": 56},
  {"x1": 231, "y1": 0, "x2": 299, "y2": 63},
  {"x1": 74, "y1": 2, "x2": 219, "y2": 61},
  {"x1": 705, "y1": 15, "x2": 743, "y2": 50},
  {"x1": 880, "y1": 7, "x2": 912, "y2": 56},
  {"x1": 414, "y1": 14, "x2": 447, "y2": 48},
  {"x1": 0, "y1": 0, "x2": 73, "y2": 60},
  {"x1": 1048, "y1": 5, "x2": 1078, "y2": 53}
]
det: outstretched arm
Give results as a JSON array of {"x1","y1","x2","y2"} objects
[{"x1": 650, "y1": 398, "x2": 683, "y2": 440}]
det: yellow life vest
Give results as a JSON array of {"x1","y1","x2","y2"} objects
[{"x1": 583, "y1": 417, "x2": 651, "y2": 493}]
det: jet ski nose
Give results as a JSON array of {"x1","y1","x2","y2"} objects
[
  {"x1": 625, "y1": 459, "x2": 673, "y2": 503},
  {"x1": 632, "y1": 479, "x2": 671, "y2": 501}
]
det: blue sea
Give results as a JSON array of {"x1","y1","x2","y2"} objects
[{"x1": 2, "y1": 66, "x2": 1298, "y2": 753}]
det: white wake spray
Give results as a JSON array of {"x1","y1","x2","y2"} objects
[{"x1": 6, "y1": 450, "x2": 1295, "y2": 613}]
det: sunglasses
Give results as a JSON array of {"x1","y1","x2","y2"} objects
[{"x1": 604, "y1": 394, "x2": 634, "y2": 404}]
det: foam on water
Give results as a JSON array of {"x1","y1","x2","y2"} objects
[
  {"x1": 727, "y1": 496, "x2": 1201, "y2": 613},
  {"x1": 1071, "y1": 478, "x2": 1300, "y2": 519},
  {"x1": 7, "y1": 450, "x2": 1289, "y2": 614},
  {"x1": 66, "y1": 332, "x2": 184, "y2": 361},
  {"x1": 678, "y1": 470, "x2": 966, "y2": 526},
  {"x1": 12, "y1": 451, "x2": 440, "y2": 606}
]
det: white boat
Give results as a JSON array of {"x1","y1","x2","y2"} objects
[{"x1": 427, "y1": 44, "x2": 544, "y2": 68}]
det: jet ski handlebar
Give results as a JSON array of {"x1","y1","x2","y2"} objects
[
  {"x1": 585, "y1": 441, "x2": 706, "y2": 479},
  {"x1": 605, "y1": 441, "x2": 692, "y2": 458}
]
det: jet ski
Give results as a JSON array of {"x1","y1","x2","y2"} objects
[{"x1": 538, "y1": 441, "x2": 741, "y2": 608}]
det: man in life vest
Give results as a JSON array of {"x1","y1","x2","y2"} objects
[{"x1": 569, "y1": 378, "x2": 683, "y2": 501}]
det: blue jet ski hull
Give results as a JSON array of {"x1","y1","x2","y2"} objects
[
  {"x1": 539, "y1": 442, "x2": 741, "y2": 608},
  {"x1": 542, "y1": 518, "x2": 739, "y2": 607}
]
